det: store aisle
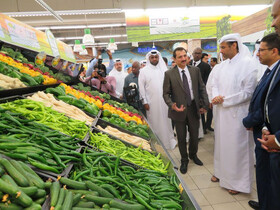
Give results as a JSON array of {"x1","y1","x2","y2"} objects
[{"x1": 168, "y1": 132, "x2": 258, "y2": 210}]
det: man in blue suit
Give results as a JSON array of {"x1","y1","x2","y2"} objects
[
  {"x1": 242, "y1": 35, "x2": 277, "y2": 210},
  {"x1": 254, "y1": 33, "x2": 280, "y2": 210}
]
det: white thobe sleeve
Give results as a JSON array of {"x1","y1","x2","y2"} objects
[
  {"x1": 223, "y1": 70, "x2": 257, "y2": 108},
  {"x1": 138, "y1": 72, "x2": 148, "y2": 104},
  {"x1": 210, "y1": 68, "x2": 220, "y2": 100}
]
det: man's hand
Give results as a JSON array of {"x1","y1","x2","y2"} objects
[
  {"x1": 212, "y1": 96, "x2": 224, "y2": 105},
  {"x1": 199, "y1": 108, "x2": 207, "y2": 114},
  {"x1": 144, "y1": 104, "x2": 150, "y2": 111},
  {"x1": 246, "y1": 127, "x2": 253, "y2": 131},
  {"x1": 209, "y1": 103, "x2": 213, "y2": 109},
  {"x1": 106, "y1": 50, "x2": 112, "y2": 59},
  {"x1": 262, "y1": 128, "x2": 270, "y2": 140},
  {"x1": 258, "y1": 134, "x2": 280, "y2": 152},
  {"x1": 172, "y1": 103, "x2": 185, "y2": 112}
]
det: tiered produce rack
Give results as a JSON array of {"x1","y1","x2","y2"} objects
[{"x1": 0, "y1": 44, "x2": 201, "y2": 210}]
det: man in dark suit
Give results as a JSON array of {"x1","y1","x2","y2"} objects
[
  {"x1": 253, "y1": 33, "x2": 280, "y2": 210},
  {"x1": 242, "y1": 35, "x2": 275, "y2": 210},
  {"x1": 190, "y1": 48, "x2": 211, "y2": 134},
  {"x1": 163, "y1": 47, "x2": 209, "y2": 174}
]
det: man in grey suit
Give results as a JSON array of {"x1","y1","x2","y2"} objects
[{"x1": 163, "y1": 47, "x2": 209, "y2": 174}]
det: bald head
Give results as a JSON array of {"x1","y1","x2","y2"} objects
[
  {"x1": 272, "y1": 0, "x2": 280, "y2": 35},
  {"x1": 132, "y1": 61, "x2": 140, "y2": 75}
]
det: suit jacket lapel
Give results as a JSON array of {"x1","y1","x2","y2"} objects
[
  {"x1": 174, "y1": 66, "x2": 186, "y2": 94},
  {"x1": 268, "y1": 61, "x2": 280, "y2": 96}
]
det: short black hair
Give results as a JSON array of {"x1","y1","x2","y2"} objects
[
  {"x1": 173, "y1": 47, "x2": 187, "y2": 58},
  {"x1": 201, "y1": 53, "x2": 208, "y2": 59},
  {"x1": 261, "y1": 32, "x2": 280, "y2": 55},
  {"x1": 211, "y1": 57, "x2": 217, "y2": 63},
  {"x1": 94, "y1": 64, "x2": 107, "y2": 73},
  {"x1": 162, "y1": 57, "x2": 168, "y2": 65}
]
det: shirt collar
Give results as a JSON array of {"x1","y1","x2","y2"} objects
[
  {"x1": 269, "y1": 60, "x2": 280, "y2": 71},
  {"x1": 178, "y1": 66, "x2": 188, "y2": 72},
  {"x1": 193, "y1": 60, "x2": 201, "y2": 66}
]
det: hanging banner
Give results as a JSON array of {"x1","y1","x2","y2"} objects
[{"x1": 0, "y1": 13, "x2": 76, "y2": 63}]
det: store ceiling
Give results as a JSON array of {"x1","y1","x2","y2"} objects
[{"x1": 0, "y1": 0, "x2": 273, "y2": 46}]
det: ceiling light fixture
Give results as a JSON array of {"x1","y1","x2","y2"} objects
[
  {"x1": 4, "y1": 9, "x2": 123, "y2": 18},
  {"x1": 34, "y1": 0, "x2": 63, "y2": 22},
  {"x1": 57, "y1": 34, "x2": 127, "y2": 41},
  {"x1": 34, "y1": 23, "x2": 126, "y2": 31}
]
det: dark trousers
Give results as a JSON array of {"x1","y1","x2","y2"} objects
[
  {"x1": 268, "y1": 153, "x2": 280, "y2": 210},
  {"x1": 174, "y1": 101, "x2": 199, "y2": 162},
  {"x1": 201, "y1": 113, "x2": 206, "y2": 131},
  {"x1": 253, "y1": 129, "x2": 270, "y2": 210},
  {"x1": 205, "y1": 108, "x2": 213, "y2": 129}
]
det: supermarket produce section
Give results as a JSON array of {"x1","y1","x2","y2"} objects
[{"x1": 0, "y1": 44, "x2": 200, "y2": 209}]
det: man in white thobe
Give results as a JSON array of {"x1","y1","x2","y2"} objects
[
  {"x1": 206, "y1": 33, "x2": 258, "y2": 194},
  {"x1": 109, "y1": 59, "x2": 128, "y2": 98},
  {"x1": 139, "y1": 50, "x2": 177, "y2": 150}
]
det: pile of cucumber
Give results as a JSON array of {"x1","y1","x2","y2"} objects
[
  {"x1": 50, "y1": 177, "x2": 146, "y2": 210},
  {"x1": 0, "y1": 157, "x2": 50, "y2": 209}
]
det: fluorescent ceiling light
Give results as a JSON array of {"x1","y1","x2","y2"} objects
[
  {"x1": 57, "y1": 34, "x2": 127, "y2": 40},
  {"x1": 34, "y1": 23, "x2": 126, "y2": 31},
  {"x1": 4, "y1": 9, "x2": 123, "y2": 18},
  {"x1": 35, "y1": 0, "x2": 63, "y2": 22}
]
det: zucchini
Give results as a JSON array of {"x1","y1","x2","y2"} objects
[
  {"x1": 2, "y1": 174, "x2": 18, "y2": 187},
  {"x1": 85, "y1": 181, "x2": 114, "y2": 198},
  {"x1": 50, "y1": 181, "x2": 60, "y2": 207},
  {"x1": 109, "y1": 199, "x2": 145, "y2": 210},
  {"x1": 0, "y1": 158, "x2": 29, "y2": 187},
  {"x1": 0, "y1": 177, "x2": 19, "y2": 196},
  {"x1": 59, "y1": 177, "x2": 87, "y2": 190}
]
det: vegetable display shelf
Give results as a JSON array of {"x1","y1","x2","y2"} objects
[
  {"x1": 0, "y1": 92, "x2": 200, "y2": 209},
  {"x1": 97, "y1": 118, "x2": 150, "y2": 141}
]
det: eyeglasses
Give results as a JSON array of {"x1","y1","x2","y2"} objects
[{"x1": 258, "y1": 48, "x2": 273, "y2": 52}]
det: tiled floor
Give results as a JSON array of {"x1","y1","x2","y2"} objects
[{"x1": 168, "y1": 131, "x2": 258, "y2": 210}]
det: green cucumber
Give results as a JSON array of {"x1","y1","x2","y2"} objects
[
  {"x1": 55, "y1": 188, "x2": 66, "y2": 207},
  {"x1": 85, "y1": 181, "x2": 114, "y2": 198},
  {"x1": 59, "y1": 177, "x2": 87, "y2": 190},
  {"x1": 34, "y1": 196, "x2": 46, "y2": 205},
  {"x1": 73, "y1": 193, "x2": 82, "y2": 206},
  {"x1": 75, "y1": 201, "x2": 95, "y2": 208},
  {"x1": 50, "y1": 181, "x2": 60, "y2": 207},
  {"x1": 2, "y1": 174, "x2": 18, "y2": 187},
  {"x1": 0, "y1": 203, "x2": 23, "y2": 210},
  {"x1": 0, "y1": 178, "x2": 19, "y2": 196},
  {"x1": 84, "y1": 194, "x2": 113, "y2": 206},
  {"x1": 69, "y1": 189, "x2": 99, "y2": 196},
  {"x1": 32, "y1": 188, "x2": 46, "y2": 199},
  {"x1": 19, "y1": 186, "x2": 38, "y2": 196},
  {"x1": 0, "y1": 158, "x2": 29, "y2": 187},
  {"x1": 61, "y1": 190, "x2": 73, "y2": 210},
  {"x1": 109, "y1": 199, "x2": 145, "y2": 210},
  {"x1": 23, "y1": 203, "x2": 41, "y2": 210}
]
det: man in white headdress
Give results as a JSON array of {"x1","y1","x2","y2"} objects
[
  {"x1": 206, "y1": 33, "x2": 258, "y2": 194},
  {"x1": 109, "y1": 59, "x2": 128, "y2": 98},
  {"x1": 140, "y1": 60, "x2": 147, "y2": 68},
  {"x1": 139, "y1": 50, "x2": 177, "y2": 150}
]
